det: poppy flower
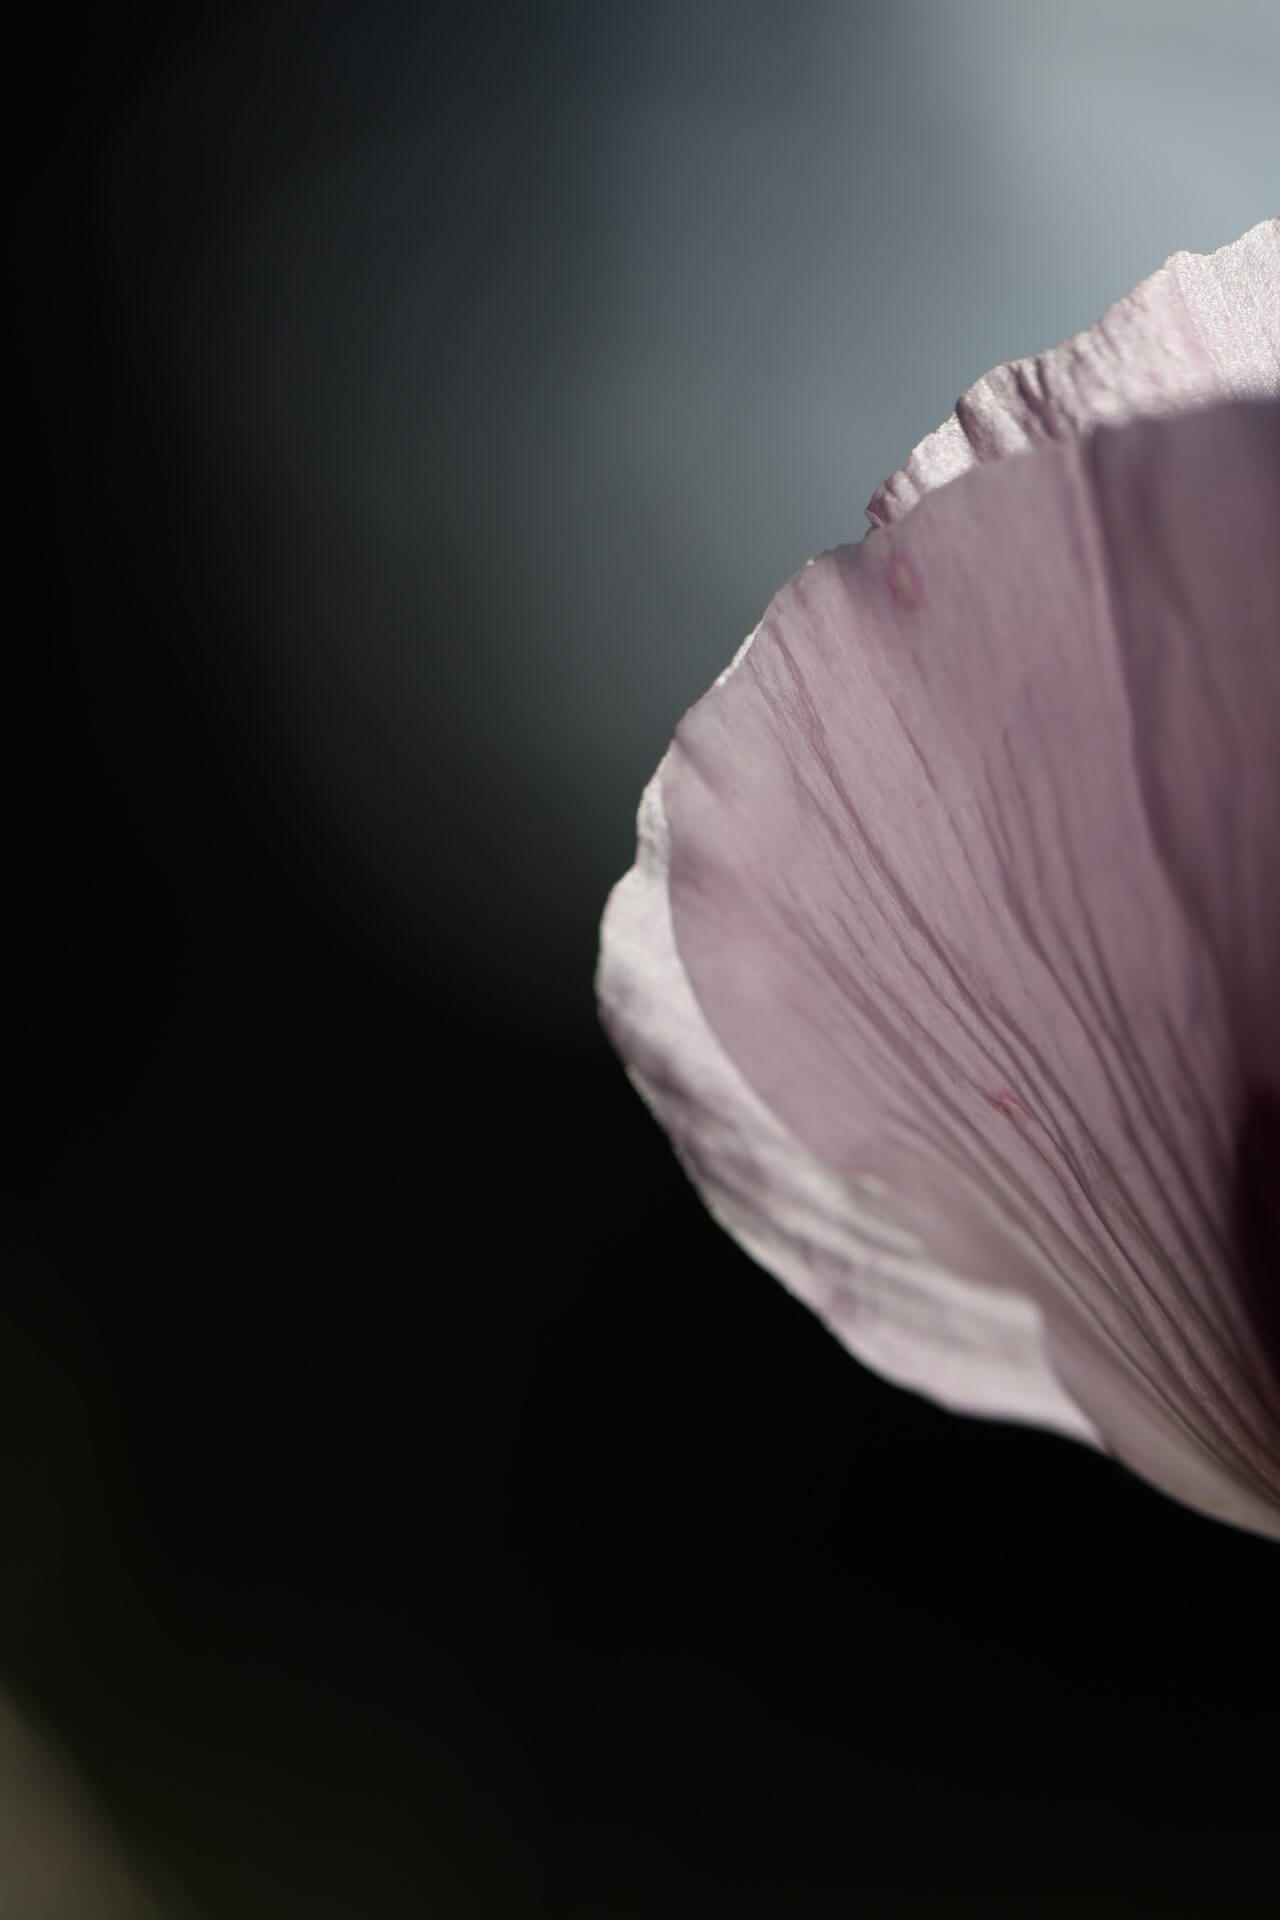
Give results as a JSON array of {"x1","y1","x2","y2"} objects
[{"x1": 597, "y1": 218, "x2": 1280, "y2": 1537}]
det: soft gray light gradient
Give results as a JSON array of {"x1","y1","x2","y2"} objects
[
  {"x1": 94, "y1": 0, "x2": 1280, "y2": 1030},
  {"x1": 16, "y1": 5, "x2": 1279, "y2": 1912},
  {"x1": 0, "y1": 1691, "x2": 193, "y2": 1919}
]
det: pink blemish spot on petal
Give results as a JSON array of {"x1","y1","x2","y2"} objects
[
  {"x1": 986, "y1": 1087, "x2": 1034, "y2": 1125},
  {"x1": 985, "y1": 1088, "x2": 1076, "y2": 1195},
  {"x1": 886, "y1": 552, "x2": 923, "y2": 612}
]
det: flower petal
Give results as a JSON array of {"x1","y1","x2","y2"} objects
[
  {"x1": 867, "y1": 217, "x2": 1280, "y2": 530},
  {"x1": 601, "y1": 396, "x2": 1280, "y2": 1537},
  {"x1": 600, "y1": 759, "x2": 1099, "y2": 1448}
]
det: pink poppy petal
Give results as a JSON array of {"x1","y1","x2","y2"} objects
[
  {"x1": 867, "y1": 217, "x2": 1280, "y2": 530},
  {"x1": 600, "y1": 763, "x2": 1099, "y2": 1447},
  {"x1": 602, "y1": 395, "x2": 1280, "y2": 1538}
]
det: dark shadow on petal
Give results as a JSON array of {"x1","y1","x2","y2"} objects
[{"x1": 1235, "y1": 1087, "x2": 1280, "y2": 1385}]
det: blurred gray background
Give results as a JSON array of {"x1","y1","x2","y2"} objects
[
  {"x1": 13, "y1": 4, "x2": 1280, "y2": 1916},
  {"x1": 92, "y1": 0, "x2": 1280, "y2": 1033}
]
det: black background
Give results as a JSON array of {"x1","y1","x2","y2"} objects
[{"x1": 11, "y1": 4, "x2": 1278, "y2": 1915}]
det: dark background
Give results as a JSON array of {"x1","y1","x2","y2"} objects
[{"x1": 11, "y1": 3, "x2": 1279, "y2": 1914}]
